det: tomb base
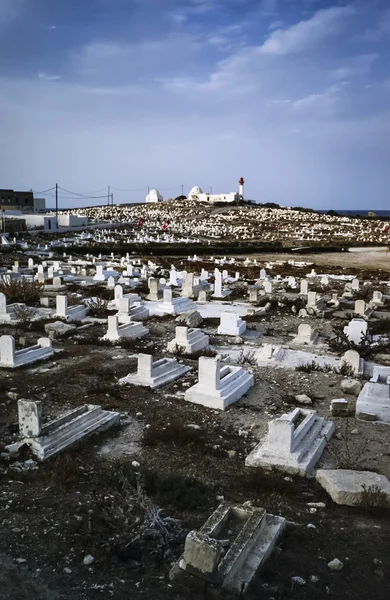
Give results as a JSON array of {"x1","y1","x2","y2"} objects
[
  {"x1": 185, "y1": 366, "x2": 254, "y2": 410},
  {"x1": 246, "y1": 409, "x2": 335, "y2": 476}
]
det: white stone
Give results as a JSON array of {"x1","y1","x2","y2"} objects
[
  {"x1": 102, "y1": 315, "x2": 149, "y2": 342},
  {"x1": 119, "y1": 353, "x2": 191, "y2": 388},
  {"x1": 317, "y1": 469, "x2": 390, "y2": 507},
  {"x1": 167, "y1": 326, "x2": 209, "y2": 355},
  {"x1": 217, "y1": 311, "x2": 246, "y2": 336},
  {"x1": 340, "y1": 349, "x2": 364, "y2": 375},
  {"x1": 0, "y1": 335, "x2": 54, "y2": 368},
  {"x1": 56, "y1": 295, "x2": 88, "y2": 322},
  {"x1": 246, "y1": 408, "x2": 335, "y2": 476},
  {"x1": 327, "y1": 558, "x2": 344, "y2": 572},
  {"x1": 155, "y1": 288, "x2": 195, "y2": 315},
  {"x1": 10, "y1": 402, "x2": 120, "y2": 460},
  {"x1": 340, "y1": 379, "x2": 362, "y2": 395},
  {"x1": 343, "y1": 318, "x2": 368, "y2": 345},
  {"x1": 292, "y1": 324, "x2": 319, "y2": 346},
  {"x1": 356, "y1": 381, "x2": 390, "y2": 422},
  {"x1": 173, "y1": 502, "x2": 285, "y2": 595},
  {"x1": 184, "y1": 356, "x2": 254, "y2": 410}
]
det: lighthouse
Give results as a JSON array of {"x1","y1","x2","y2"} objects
[{"x1": 238, "y1": 177, "x2": 245, "y2": 200}]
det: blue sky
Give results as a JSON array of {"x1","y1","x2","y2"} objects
[{"x1": 0, "y1": 0, "x2": 390, "y2": 209}]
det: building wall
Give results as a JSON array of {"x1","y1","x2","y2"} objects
[
  {"x1": 33, "y1": 197, "x2": 46, "y2": 213},
  {"x1": 0, "y1": 189, "x2": 34, "y2": 212},
  {"x1": 57, "y1": 214, "x2": 88, "y2": 227},
  {"x1": 194, "y1": 192, "x2": 238, "y2": 204}
]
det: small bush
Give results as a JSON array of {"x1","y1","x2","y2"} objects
[
  {"x1": 13, "y1": 305, "x2": 35, "y2": 326},
  {"x1": 86, "y1": 296, "x2": 109, "y2": 317},
  {"x1": 358, "y1": 484, "x2": 390, "y2": 509},
  {"x1": 296, "y1": 361, "x2": 333, "y2": 373},
  {"x1": 0, "y1": 279, "x2": 43, "y2": 303},
  {"x1": 172, "y1": 345, "x2": 217, "y2": 359},
  {"x1": 338, "y1": 362, "x2": 356, "y2": 377},
  {"x1": 236, "y1": 349, "x2": 257, "y2": 365}
]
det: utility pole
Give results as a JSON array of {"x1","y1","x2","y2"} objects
[
  {"x1": 55, "y1": 183, "x2": 58, "y2": 230},
  {"x1": 111, "y1": 192, "x2": 114, "y2": 206},
  {"x1": 107, "y1": 185, "x2": 111, "y2": 206},
  {"x1": 181, "y1": 184, "x2": 184, "y2": 197}
]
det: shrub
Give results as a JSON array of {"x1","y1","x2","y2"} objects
[
  {"x1": 86, "y1": 296, "x2": 109, "y2": 317},
  {"x1": 296, "y1": 361, "x2": 333, "y2": 373},
  {"x1": 0, "y1": 279, "x2": 43, "y2": 303},
  {"x1": 237, "y1": 349, "x2": 257, "y2": 365},
  {"x1": 358, "y1": 484, "x2": 390, "y2": 509}
]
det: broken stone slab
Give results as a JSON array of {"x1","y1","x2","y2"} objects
[
  {"x1": 316, "y1": 469, "x2": 390, "y2": 507},
  {"x1": 44, "y1": 321, "x2": 77, "y2": 339},
  {"x1": 9, "y1": 400, "x2": 120, "y2": 461},
  {"x1": 170, "y1": 502, "x2": 285, "y2": 595},
  {"x1": 175, "y1": 309, "x2": 203, "y2": 328}
]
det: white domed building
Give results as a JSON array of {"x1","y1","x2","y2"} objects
[
  {"x1": 145, "y1": 189, "x2": 163, "y2": 203},
  {"x1": 188, "y1": 186, "x2": 203, "y2": 200}
]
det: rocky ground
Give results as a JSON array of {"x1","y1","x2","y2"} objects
[{"x1": 0, "y1": 297, "x2": 390, "y2": 600}]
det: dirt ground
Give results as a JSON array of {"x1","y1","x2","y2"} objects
[
  {"x1": 247, "y1": 248, "x2": 390, "y2": 276},
  {"x1": 0, "y1": 294, "x2": 390, "y2": 600}
]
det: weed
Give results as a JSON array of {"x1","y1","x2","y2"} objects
[
  {"x1": 327, "y1": 421, "x2": 370, "y2": 470},
  {"x1": 0, "y1": 279, "x2": 43, "y2": 303},
  {"x1": 358, "y1": 484, "x2": 390, "y2": 509},
  {"x1": 172, "y1": 345, "x2": 217, "y2": 359},
  {"x1": 237, "y1": 348, "x2": 257, "y2": 365},
  {"x1": 338, "y1": 362, "x2": 356, "y2": 377},
  {"x1": 13, "y1": 305, "x2": 35, "y2": 328},
  {"x1": 296, "y1": 361, "x2": 333, "y2": 373},
  {"x1": 86, "y1": 296, "x2": 109, "y2": 317}
]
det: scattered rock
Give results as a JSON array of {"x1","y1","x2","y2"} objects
[
  {"x1": 295, "y1": 394, "x2": 312, "y2": 405},
  {"x1": 291, "y1": 576, "x2": 306, "y2": 585},
  {"x1": 340, "y1": 379, "x2": 361, "y2": 395},
  {"x1": 83, "y1": 554, "x2": 95, "y2": 566},
  {"x1": 327, "y1": 558, "x2": 344, "y2": 571}
]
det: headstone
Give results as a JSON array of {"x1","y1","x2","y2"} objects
[{"x1": 18, "y1": 400, "x2": 43, "y2": 438}]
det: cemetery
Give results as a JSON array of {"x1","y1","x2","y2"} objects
[{"x1": 0, "y1": 222, "x2": 389, "y2": 600}]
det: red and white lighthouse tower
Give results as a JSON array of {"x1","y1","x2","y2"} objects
[{"x1": 238, "y1": 177, "x2": 245, "y2": 200}]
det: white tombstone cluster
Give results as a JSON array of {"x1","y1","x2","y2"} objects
[{"x1": 2, "y1": 222, "x2": 390, "y2": 578}]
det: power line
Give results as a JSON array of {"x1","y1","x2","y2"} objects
[
  {"x1": 32, "y1": 186, "x2": 56, "y2": 194},
  {"x1": 58, "y1": 186, "x2": 108, "y2": 199}
]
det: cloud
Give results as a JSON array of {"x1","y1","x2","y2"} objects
[
  {"x1": 38, "y1": 73, "x2": 61, "y2": 81},
  {"x1": 259, "y1": 5, "x2": 356, "y2": 55},
  {"x1": 0, "y1": 0, "x2": 24, "y2": 29},
  {"x1": 329, "y1": 53, "x2": 379, "y2": 81}
]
